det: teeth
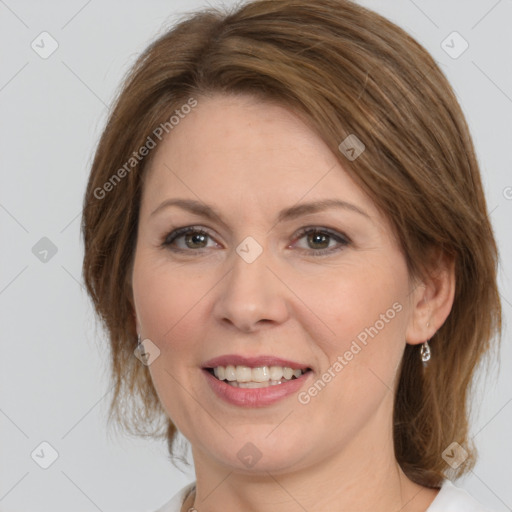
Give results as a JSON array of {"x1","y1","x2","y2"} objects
[
  {"x1": 210, "y1": 365, "x2": 307, "y2": 385},
  {"x1": 216, "y1": 366, "x2": 225, "y2": 381},
  {"x1": 227, "y1": 379, "x2": 290, "y2": 388},
  {"x1": 251, "y1": 366, "x2": 270, "y2": 382},
  {"x1": 238, "y1": 381, "x2": 269, "y2": 388},
  {"x1": 225, "y1": 365, "x2": 237, "y2": 381},
  {"x1": 283, "y1": 367, "x2": 294, "y2": 380},
  {"x1": 269, "y1": 366, "x2": 283, "y2": 380},
  {"x1": 236, "y1": 365, "x2": 253, "y2": 382}
]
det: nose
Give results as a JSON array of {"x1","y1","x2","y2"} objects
[{"x1": 212, "y1": 246, "x2": 290, "y2": 333}]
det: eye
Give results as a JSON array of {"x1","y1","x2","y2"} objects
[
  {"x1": 161, "y1": 226, "x2": 219, "y2": 252},
  {"x1": 161, "y1": 225, "x2": 350, "y2": 256},
  {"x1": 292, "y1": 227, "x2": 350, "y2": 256}
]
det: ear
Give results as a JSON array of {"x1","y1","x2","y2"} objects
[{"x1": 405, "y1": 247, "x2": 456, "y2": 345}]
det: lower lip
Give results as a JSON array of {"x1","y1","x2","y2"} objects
[{"x1": 203, "y1": 369, "x2": 311, "y2": 407}]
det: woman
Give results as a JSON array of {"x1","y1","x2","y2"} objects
[{"x1": 81, "y1": 1, "x2": 502, "y2": 511}]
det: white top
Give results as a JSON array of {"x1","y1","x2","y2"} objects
[{"x1": 155, "y1": 479, "x2": 495, "y2": 512}]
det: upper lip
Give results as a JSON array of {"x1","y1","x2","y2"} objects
[{"x1": 202, "y1": 354, "x2": 311, "y2": 370}]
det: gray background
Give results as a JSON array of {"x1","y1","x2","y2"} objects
[{"x1": 0, "y1": 0, "x2": 511, "y2": 511}]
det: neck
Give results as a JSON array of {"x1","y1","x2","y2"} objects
[{"x1": 185, "y1": 399, "x2": 438, "y2": 512}]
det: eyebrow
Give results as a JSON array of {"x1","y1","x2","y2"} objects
[{"x1": 150, "y1": 198, "x2": 371, "y2": 224}]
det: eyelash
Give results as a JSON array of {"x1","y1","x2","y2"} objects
[{"x1": 160, "y1": 225, "x2": 351, "y2": 257}]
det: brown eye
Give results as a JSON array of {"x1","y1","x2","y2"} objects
[
  {"x1": 293, "y1": 227, "x2": 350, "y2": 256},
  {"x1": 184, "y1": 231, "x2": 209, "y2": 248},
  {"x1": 162, "y1": 226, "x2": 217, "y2": 252},
  {"x1": 307, "y1": 231, "x2": 331, "y2": 250}
]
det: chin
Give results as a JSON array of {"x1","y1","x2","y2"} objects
[{"x1": 198, "y1": 428, "x2": 315, "y2": 475}]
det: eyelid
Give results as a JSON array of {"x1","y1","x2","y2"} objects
[
  {"x1": 161, "y1": 225, "x2": 221, "y2": 250},
  {"x1": 289, "y1": 226, "x2": 351, "y2": 255},
  {"x1": 161, "y1": 224, "x2": 351, "y2": 255},
  {"x1": 291, "y1": 226, "x2": 350, "y2": 243}
]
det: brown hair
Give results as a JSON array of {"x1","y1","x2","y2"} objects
[{"x1": 81, "y1": 0, "x2": 501, "y2": 487}]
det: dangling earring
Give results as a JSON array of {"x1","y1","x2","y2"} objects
[
  {"x1": 135, "y1": 333, "x2": 146, "y2": 363},
  {"x1": 420, "y1": 340, "x2": 431, "y2": 366},
  {"x1": 420, "y1": 319, "x2": 431, "y2": 366}
]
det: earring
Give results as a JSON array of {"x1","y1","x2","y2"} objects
[
  {"x1": 135, "y1": 333, "x2": 149, "y2": 364},
  {"x1": 135, "y1": 333, "x2": 145, "y2": 359},
  {"x1": 420, "y1": 340, "x2": 431, "y2": 366}
]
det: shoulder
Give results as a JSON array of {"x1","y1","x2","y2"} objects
[
  {"x1": 154, "y1": 482, "x2": 195, "y2": 512},
  {"x1": 427, "y1": 480, "x2": 495, "y2": 512}
]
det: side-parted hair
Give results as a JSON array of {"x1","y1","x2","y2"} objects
[{"x1": 81, "y1": 0, "x2": 501, "y2": 487}]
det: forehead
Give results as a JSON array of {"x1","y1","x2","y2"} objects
[{"x1": 140, "y1": 94, "x2": 377, "y2": 221}]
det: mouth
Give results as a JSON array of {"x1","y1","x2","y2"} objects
[
  {"x1": 201, "y1": 355, "x2": 314, "y2": 407},
  {"x1": 205, "y1": 365, "x2": 312, "y2": 388}
]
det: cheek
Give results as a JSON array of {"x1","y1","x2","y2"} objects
[
  {"x1": 291, "y1": 264, "x2": 408, "y2": 442},
  {"x1": 131, "y1": 250, "x2": 218, "y2": 425},
  {"x1": 132, "y1": 249, "x2": 214, "y2": 347},
  {"x1": 302, "y1": 259, "x2": 406, "y2": 335},
  {"x1": 300, "y1": 257, "x2": 409, "y2": 381}
]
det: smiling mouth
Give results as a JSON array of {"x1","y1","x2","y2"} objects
[{"x1": 205, "y1": 365, "x2": 312, "y2": 388}]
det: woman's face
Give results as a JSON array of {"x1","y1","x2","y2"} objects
[{"x1": 131, "y1": 93, "x2": 423, "y2": 474}]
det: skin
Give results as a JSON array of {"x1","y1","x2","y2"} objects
[{"x1": 130, "y1": 93, "x2": 455, "y2": 512}]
